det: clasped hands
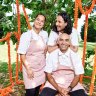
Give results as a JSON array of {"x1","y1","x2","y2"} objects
[{"x1": 57, "y1": 86, "x2": 70, "y2": 96}]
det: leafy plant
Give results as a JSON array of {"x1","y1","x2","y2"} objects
[
  {"x1": 0, "y1": 0, "x2": 95, "y2": 44},
  {"x1": 84, "y1": 49, "x2": 95, "y2": 76},
  {"x1": 81, "y1": 16, "x2": 96, "y2": 42}
]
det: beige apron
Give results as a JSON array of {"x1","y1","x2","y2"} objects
[
  {"x1": 44, "y1": 52, "x2": 84, "y2": 92},
  {"x1": 23, "y1": 35, "x2": 46, "y2": 89}
]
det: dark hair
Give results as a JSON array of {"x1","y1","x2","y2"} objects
[
  {"x1": 35, "y1": 13, "x2": 46, "y2": 22},
  {"x1": 52, "y1": 11, "x2": 72, "y2": 35}
]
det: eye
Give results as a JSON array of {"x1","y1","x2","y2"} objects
[
  {"x1": 65, "y1": 39, "x2": 69, "y2": 42},
  {"x1": 41, "y1": 20, "x2": 45, "y2": 23},
  {"x1": 36, "y1": 18, "x2": 39, "y2": 21},
  {"x1": 56, "y1": 20, "x2": 61, "y2": 23},
  {"x1": 59, "y1": 38, "x2": 63, "y2": 41}
]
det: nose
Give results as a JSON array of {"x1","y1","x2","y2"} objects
[{"x1": 62, "y1": 40, "x2": 66, "y2": 44}]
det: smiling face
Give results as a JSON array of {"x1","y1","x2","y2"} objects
[
  {"x1": 58, "y1": 33, "x2": 70, "y2": 53},
  {"x1": 56, "y1": 15, "x2": 67, "y2": 33},
  {"x1": 33, "y1": 14, "x2": 45, "y2": 30}
]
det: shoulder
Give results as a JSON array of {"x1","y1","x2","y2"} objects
[
  {"x1": 40, "y1": 30, "x2": 48, "y2": 36},
  {"x1": 70, "y1": 48, "x2": 80, "y2": 58},
  {"x1": 20, "y1": 30, "x2": 31, "y2": 42},
  {"x1": 49, "y1": 30, "x2": 58, "y2": 39},
  {"x1": 70, "y1": 48, "x2": 77, "y2": 54},
  {"x1": 50, "y1": 30, "x2": 58, "y2": 36},
  {"x1": 40, "y1": 30, "x2": 48, "y2": 40},
  {"x1": 48, "y1": 49, "x2": 59, "y2": 57},
  {"x1": 21, "y1": 30, "x2": 31, "y2": 38}
]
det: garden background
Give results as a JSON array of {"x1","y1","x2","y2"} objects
[{"x1": 0, "y1": 0, "x2": 96, "y2": 96}]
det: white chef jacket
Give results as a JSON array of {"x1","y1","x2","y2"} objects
[
  {"x1": 17, "y1": 29, "x2": 48, "y2": 54},
  {"x1": 44, "y1": 48, "x2": 84, "y2": 75},
  {"x1": 48, "y1": 28, "x2": 79, "y2": 46}
]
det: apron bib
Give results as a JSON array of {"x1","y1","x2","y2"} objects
[
  {"x1": 44, "y1": 52, "x2": 84, "y2": 91},
  {"x1": 23, "y1": 35, "x2": 46, "y2": 89}
]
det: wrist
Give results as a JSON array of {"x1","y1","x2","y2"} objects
[
  {"x1": 57, "y1": 86, "x2": 61, "y2": 92},
  {"x1": 68, "y1": 86, "x2": 73, "y2": 92}
]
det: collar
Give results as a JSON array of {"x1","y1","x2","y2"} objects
[
  {"x1": 31, "y1": 26, "x2": 43, "y2": 35},
  {"x1": 58, "y1": 48, "x2": 71, "y2": 57}
]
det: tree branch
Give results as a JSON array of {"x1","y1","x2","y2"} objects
[
  {"x1": 42, "y1": 0, "x2": 45, "y2": 3},
  {"x1": 54, "y1": 0, "x2": 57, "y2": 4}
]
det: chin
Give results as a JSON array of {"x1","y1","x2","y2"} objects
[
  {"x1": 62, "y1": 49, "x2": 67, "y2": 51},
  {"x1": 36, "y1": 26, "x2": 42, "y2": 29},
  {"x1": 57, "y1": 29, "x2": 61, "y2": 32},
  {"x1": 61, "y1": 47, "x2": 68, "y2": 51}
]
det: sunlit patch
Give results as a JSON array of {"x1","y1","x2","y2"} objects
[
  {"x1": 32, "y1": 82, "x2": 36, "y2": 88},
  {"x1": 56, "y1": 77, "x2": 65, "y2": 84}
]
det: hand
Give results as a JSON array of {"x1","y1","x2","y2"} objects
[
  {"x1": 26, "y1": 68, "x2": 34, "y2": 79},
  {"x1": 57, "y1": 93, "x2": 69, "y2": 96},
  {"x1": 67, "y1": 86, "x2": 72, "y2": 92},
  {"x1": 58, "y1": 87, "x2": 68, "y2": 96},
  {"x1": 70, "y1": 45, "x2": 78, "y2": 52}
]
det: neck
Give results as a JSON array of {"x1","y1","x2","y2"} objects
[
  {"x1": 59, "y1": 31, "x2": 64, "y2": 34},
  {"x1": 33, "y1": 26, "x2": 41, "y2": 34},
  {"x1": 60, "y1": 49, "x2": 68, "y2": 53}
]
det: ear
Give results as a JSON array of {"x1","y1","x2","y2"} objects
[{"x1": 57, "y1": 38, "x2": 59, "y2": 44}]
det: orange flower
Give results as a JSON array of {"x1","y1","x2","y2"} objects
[
  {"x1": 22, "y1": 4, "x2": 32, "y2": 30},
  {"x1": 77, "y1": 0, "x2": 95, "y2": 15},
  {"x1": 74, "y1": 0, "x2": 78, "y2": 29},
  {"x1": 16, "y1": 0, "x2": 21, "y2": 36}
]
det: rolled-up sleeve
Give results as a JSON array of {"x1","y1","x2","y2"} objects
[
  {"x1": 48, "y1": 31, "x2": 58, "y2": 46},
  {"x1": 17, "y1": 33, "x2": 30, "y2": 54},
  {"x1": 70, "y1": 28, "x2": 79, "y2": 46},
  {"x1": 71, "y1": 51, "x2": 84, "y2": 75},
  {"x1": 44, "y1": 54, "x2": 54, "y2": 73}
]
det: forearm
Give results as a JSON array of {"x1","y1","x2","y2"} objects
[
  {"x1": 20, "y1": 54, "x2": 30, "y2": 70},
  {"x1": 69, "y1": 75, "x2": 80, "y2": 89},
  {"x1": 48, "y1": 45, "x2": 58, "y2": 53},
  {"x1": 46, "y1": 73, "x2": 59, "y2": 91}
]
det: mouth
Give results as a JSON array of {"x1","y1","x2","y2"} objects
[
  {"x1": 35, "y1": 23, "x2": 42, "y2": 28},
  {"x1": 57, "y1": 26, "x2": 62, "y2": 31},
  {"x1": 61, "y1": 44, "x2": 68, "y2": 48},
  {"x1": 57, "y1": 26, "x2": 60, "y2": 29}
]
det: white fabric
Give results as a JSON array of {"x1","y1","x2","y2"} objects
[
  {"x1": 44, "y1": 48, "x2": 84, "y2": 75},
  {"x1": 70, "y1": 28, "x2": 79, "y2": 46},
  {"x1": 48, "y1": 27, "x2": 79, "y2": 46},
  {"x1": 17, "y1": 29, "x2": 48, "y2": 54}
]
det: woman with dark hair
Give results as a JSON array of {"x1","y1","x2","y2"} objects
[
  {"x1": 17, "y1": 14, "x2": 48, "y2": 96},
  {"x1": 48, "y1": 11, "x2": 79, "y2": 53}
]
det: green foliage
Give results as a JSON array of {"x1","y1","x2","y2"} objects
[
  {"x1": 81, "y1": 16, "x2": 96, "y2": 42},
  {"x1": 0, "y1": 0, "x2": 95, "y2": 44},
  {"x1": 84, "y1": 50, "x2": 95, "y2": 76},
  {"x1": 0, "y1": 11, "x2": 5, "y2": 39},
  {"x1": 0, "y1": 62, "x2": 23, "y2": 87},
  {"x1": 86, "y1": 50, "x2": 95, "y2": 58},
  {"x1": 0, "y1": 0, "x2": 72, "y2": 42}
]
